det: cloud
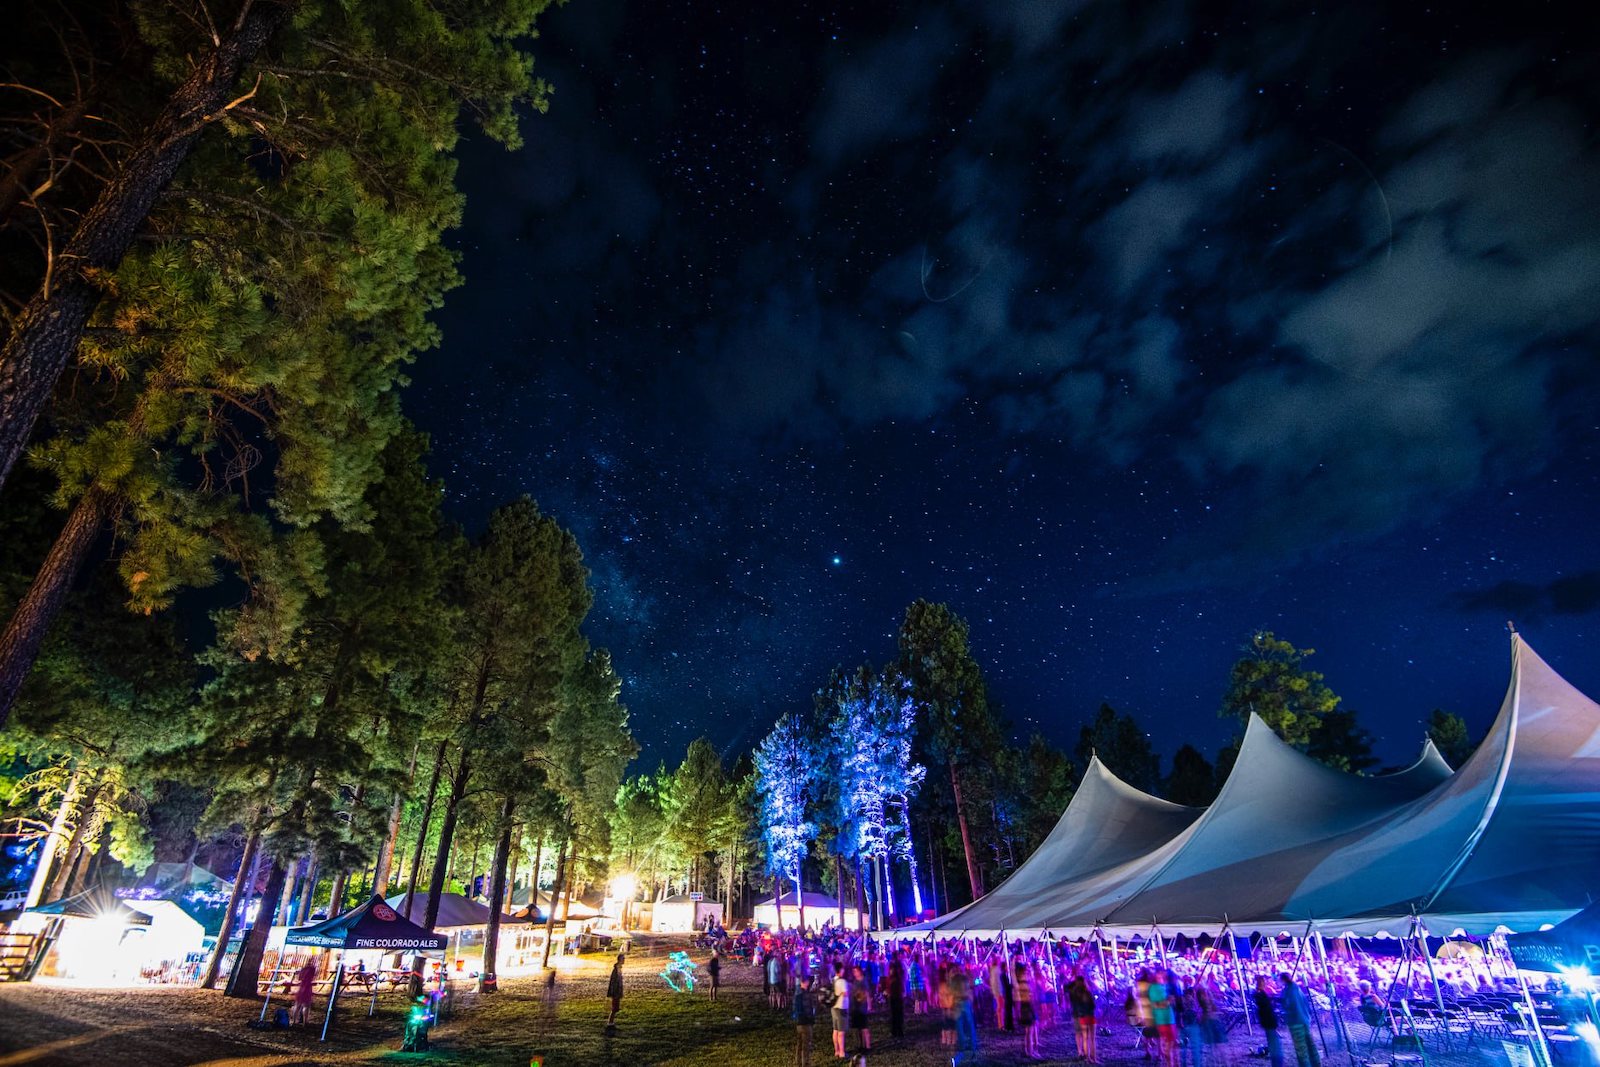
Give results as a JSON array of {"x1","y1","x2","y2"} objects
[
  {"x1": 1453, "y1": 572, "x2": 1600, "y2": 621},
  {"x1": 809, "y1": 13, "x2": 961, "y2": 168}
]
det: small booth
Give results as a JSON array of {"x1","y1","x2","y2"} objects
[
  {"x1": 267, "y1": 895, "x2": 448, "y2": 1040},
  {"x1": 383, "y1": 891, "x2": 538, "y2": 976},
  {"x1": 651, "y1": 893, "x2": 725, "y2": 933},
  {"x1": 13, "y1": 887, "x2": 152, "y2": 983},
  {"x1": 753, "y1": 890, "x2": 861, "y2": 932}
]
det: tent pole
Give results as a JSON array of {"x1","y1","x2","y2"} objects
[
  {"x1": 1227, "y1": 926, "x2": 1254, "y2": 1037},
  {"x1": 321, "y1": 959, "x2": 344, "y2": 1041},
  {"x1": 1513, "y1": 964, "x2": 1554, "y2": 1067},
  {"x1": 1313, "y1": 930, "x2": 1350, "y2": 1057},
  {"x1": 1305, "y1": 925, "x2": 1331, "y2": 1058},
  {"x1": 259, "y1": 955, "x2": 284, "y2": 1022},
  {"x1": 1415, "y1": 920, "x2": 1451, "y2": 1049}
]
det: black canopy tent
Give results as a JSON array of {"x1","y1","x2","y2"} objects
[
  {"x1": 1508, "y1": 900, "x2": 1600, "y2": 975},
  {"x1": 262, "y1": 895, "x2": 447, "y2": 1039}
]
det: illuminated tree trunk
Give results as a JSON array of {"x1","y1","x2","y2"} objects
[
  {"x1": 854, "y1": 856, "x2": 867, "y2": 933},
  {"x1": 506, "y1": 831, "x2": 521, "y2": 909},
  {"x1": 0, "y1": 490, "x2": 116, "y2": 728},
  {"x1": 540, "y1": 820, "x2": 570, "y2": 969},
  {"x1": 481, "y1": 795, "x2": 515, "y2": 991},
  {"x1": 899, "y1": 804, "x2": 924, "y2": 915},
  {"x1": 24, "y1": 766, "x2": 80, "y2": 910},
  {"x1": 402, "y1": 739, "x2": 447, "y2": 919},
  {"x1": 373, "y1": 744, "x2": 417, "y2": 895},
  {"x1": 276, "y1": 858, "x2": 298, "y2": 926},
  {"x1": 949, "y1": 759, "x2": 984, "y2": 900},
  {"x1": 226, "y1": 855, "x2": 290, "y2": 999},
  {"x1": 423, "y1": 748, "x2": 471, "y2": 928},
  {"x1": 0, "y1": 0, "x2": 293, "y2": 495},
  {"x1": 201, "y1": 825, "x2": 259, "y2": 989},
  {"x1": 296, "y1": 854, "x2": 318, "y2": 924},
  {"x1": 46, "y1": 775, "x2": 102, "y2": 902},
  {"x1": 795, "y1": 866, "x2": 807, "y2": 931},
  {"x1": 771, "y1": 874, "x2": 784, "y2": 932},
  {"x1": 328, "y1": 868, "x2": 349, "y2": 918},
  {"x1": 528, "y1": 834, "x2": 544, "y2": 914},
  {"x1": 836, "y1": 857, "x2": 845, "y2": 929}
]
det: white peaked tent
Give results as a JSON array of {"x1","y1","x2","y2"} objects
[
  {"x1": 894, "y1": 634, "x2": 1600, "y2": 940},
  {"x1": 915, "y1": 756, "x2": 1205, "y2": 935}
]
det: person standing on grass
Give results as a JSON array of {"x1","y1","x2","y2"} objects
[
  {"x1": 832, "y1": 962, "x2": 851, "y2": 1059},
  {"x1": 1255, "y1": 975, "x2": 1284, "y2": 1067},
  {"x1": 606, "y1": 952, "x2": 625, "y2": 1026},
  {"x1": 1016, "y1": 959, "x2": 1041, "y2": 1059},
  {"x1": 291, "y1": 958, "x2": 317, "y2": 1026},
  {"x1": 888, "y1": 950, "x2": 907, "y2": 1038},
  {"x1": 1070, "y1": 974, "x2": 1100, "y2": 1063},
  {"x1": 848, "y1": 963, "x2": 873, "y2": 1061},
  {"x1": 1279, "y1": 972, "x2": 1321, "y2": 1067},
  {"x1": 707, "y1": 949, "x2": 722, "y2": 1002},
  {"x1": 792, "y1": 973, "x2": 819, "y2": 1067}
]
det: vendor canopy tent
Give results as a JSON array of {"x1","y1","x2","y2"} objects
[
  {"x1": 286, "y1": 895, "x2": 447, "y2": 952},
  {"x1": 385, "y1": 891, "x2": 517, "y2": 929},
  {"x1": 28, "y1": 885, "x2": 151, "y2": 926},
  {"x1": 754, "y1": 890, "x2": 861, "y2": 929},
  {"x1": 1506, "y1": 899, "x2": 1600, "y2": 974},
  {"x1": 898, "y1": 634, "x2": 1599, "y2": 939}
]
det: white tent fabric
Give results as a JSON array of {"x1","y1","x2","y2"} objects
[
  {"x1": 918, "y1": 757, "x2": 1202, "y2": 935},
  {"x1": 893, "y1": 634, "x2": 1599, "y2": 941}
]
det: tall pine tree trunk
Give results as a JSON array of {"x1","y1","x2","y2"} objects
[
  {"x1": 201, "y1": 825, "x2": 260, "y2": 989},
  {"x1": 276, "y1": 857, "x2": 299, "y2": 926},
  {"x1": 402, "y1": 739, "x2": 447, "y2": 919},
  {"x1": 771, "y1": 873, "x2": 784, "y2": 932},
  {"x1": 423, "y1": 748, "x2": 472, "y2": 929},
  {"x1": 539, "y1": 822, "x2": 570, "y2": 969},
  {"x1": 949, "y1": 758, "x2": 984, "y2": 900},
  {"x1": 506, "y1": 832, "x2": 520, "y2": 908},
  {"x1": 46, "y1": 776, "x2": 102, "y2": 902},
  {"x1": 481, "y1": 795, "x2": 515, "y2": 990},
  {"x1": 75, "y1": 824, "x2": 113, "y2": 894},
  {"x1": 24, "y1": 766, "x2": 80, "y2": 910},
  {"x1": 0, "y1": 490, "x2": 117, "y2": 727},
  {"x1": 0, "y1": 1, "x2": 293, "y2": 495},
  {"x1": 528, "y1": 833, "x2": 543, "y2": 915},
  {"x1": 836, "y1": 856, "x2": 845, "y2": 929},
  {"x1": 854, "y1": 856, "x2": 867, "y2": 933},
  {"x1": 226, "y1": 855, "x2": 290, "y2": 999},
  {"x1": 327, "y1": 869, "x2": 349, "y2": 918},
  {"x1": 374, "y1": 744, "x2": 419, "y2": 897},
  {"x1": 297, "y1": 854, "x2": 319, "y2": 924}
]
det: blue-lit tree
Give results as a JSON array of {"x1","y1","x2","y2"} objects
[
  {"x1": 752, "y1": 710, "x2": 816, "y2": 930},
  {"x1": 821, "y1": 666, "x2": 924, "y2": 929}
]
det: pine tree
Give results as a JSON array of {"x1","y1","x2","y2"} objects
[
  {"x1": 0, "y1": 0, "x2": 563, "y2": 726},
  {"x1": 1075, "y1": 703, "x2": 1161, "y2": 792},
  {"x1": 896, "y1": 600, "x2": 998, "y2": 903},
  {"x1": 1425, "y1": 709, "x2": 1476, "y2": 767},
  {"x1": 752, "y1": 711, "x2": 816, "y2": 929},
  {"x1": 1219, "y1": 632, "x2": 1341, "y2": 749}
]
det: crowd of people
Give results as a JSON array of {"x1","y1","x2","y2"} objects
[{"x1": 707, "y1": 923, "x2": 1537, "y2": 1066}]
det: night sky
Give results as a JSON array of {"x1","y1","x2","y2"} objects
[{"x1": 406, "y1": 0, "x2": 1600, "y2": 772}]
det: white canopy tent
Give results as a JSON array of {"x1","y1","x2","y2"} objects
[{"x1": 893, "y1": 634, "x2": 1600, "y2": 940}]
